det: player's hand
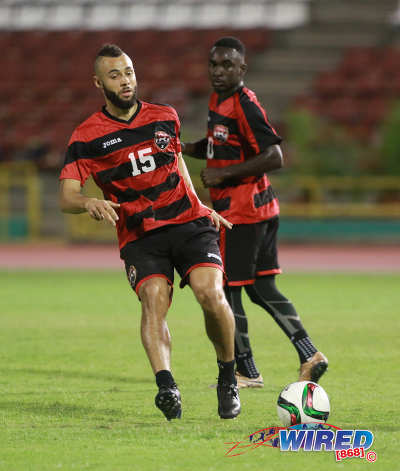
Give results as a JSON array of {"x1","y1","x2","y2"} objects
[
  {"x1": 201, "y1": 168, "x2": 225, "y2": 187},
  {"x1": 84, "y1": 198, "x2": 120, "y2": 226},
  {"x1": 209, "y1": 210, "x2": 232, "y2": 230}
]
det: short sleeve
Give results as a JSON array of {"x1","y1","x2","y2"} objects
[
  {"x1": 59, "y1": 131, "x2": 92, "y2": 185},
  {"x1": 171, "y1": 107, "x2": 182, "y2": 154},
  {"x1": 237, "y1": 90, "x2": 282, "y2": 155}
]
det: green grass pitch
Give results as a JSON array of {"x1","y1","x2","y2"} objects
[{"x1": 1, "y1": 270, "x2": 399, "y2": 470}]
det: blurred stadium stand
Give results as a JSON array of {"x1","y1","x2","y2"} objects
[
  {"x1": 0, "y1": 27, "x2": 271, "y2": 160},
  {"x1": 1, "y1": 0, "x2": 399, "y2": 243}
]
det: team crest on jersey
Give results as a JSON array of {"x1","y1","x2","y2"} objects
[
  {"x1": 127, "y1": 265, "x2": 137, "y2": 288},
  {"x1": 154, "y1": 130, "x2": 171, "y2": 150},
  {"x1": 213, "y1": 124, "x2": 229, "y2": 142}
]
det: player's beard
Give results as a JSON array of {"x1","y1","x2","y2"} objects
[{"x1": 103, "y1": 84, "x2": 137, "y2": 110}]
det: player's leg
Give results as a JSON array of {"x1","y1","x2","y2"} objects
[
  {"x1": 121, "y1": 234, "x2": 181, "y2": 420},
  {"x1": 248, "y1": 217, "x2": 328, "y2": 383},
  {"x1": 224, "y1": 285, "x2": 263, "y2": 387},
  {"x1": 189, "y1": 266, "x2": 240, "y2": 419},
  {"x1": 221, "y1": 223, "x2": 264, "y2": 387},
  {"x1": 138, "y1": 277, "x2": 182, "y2": 420},
  {"x1": 190, "y1": 267, "x2": 235, "y2": 361},
  {"x1": 171, "y1": 217, "x2": 240, "y2": 418},
  {"x1": 138, "y1": 276, "x2": 172, "y2": 375}
]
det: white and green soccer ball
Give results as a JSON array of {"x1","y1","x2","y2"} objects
[{"x1": 277, "y1": 381, "x2": 330, "y2": 427}]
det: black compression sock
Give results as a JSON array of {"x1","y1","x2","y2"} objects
[
  {"x1": 217, "y1": 359, "x2": 236, "y2": 385},
  {"x1": 292, "y1": 332, "x2": 318, "y2": 363},
  {"x1": 155, "y1": 370, "x2": 175, "y2": 389},
  {"x1": 236, "y1": 352, "x2": 260, "y2": 378}
]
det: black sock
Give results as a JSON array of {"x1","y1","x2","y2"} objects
[
  {"x1": 217, "y1": 359, "x2": 236, "y2": 385},
  {"x1": 155, "y1": 370, "x2": 175, "y2": 389}
]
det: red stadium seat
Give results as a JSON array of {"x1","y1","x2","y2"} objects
[
  {"x1": 313, "y1": 72, "x2": 347, "y2": 98},
  {"x1": 338, "y1": 47, "x2": 378, "y2": 78},
  {"x1": 325, "y1": 97, "x2": 361, "y2": 125},
  {"x1": 2, "y1": 29, "x2": 273, "y2": 158}
]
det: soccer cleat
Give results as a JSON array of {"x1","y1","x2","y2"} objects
[
  {"x1": 217, "y1": 382, "x2": 241, "y2": 419},
  {"x1": 235, "y1": 372, "x2": 264, "y2": 389},
  {"x1": 155, "y1": 384, "x2": 182, "y2": 421},
  {"x1": 299, "y1": 351, "x2": 328, "y2": 383}
]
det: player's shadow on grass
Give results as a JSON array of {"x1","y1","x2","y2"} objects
[{"x1": 0, "y1": 367, "x2": 153, "y2": 385}]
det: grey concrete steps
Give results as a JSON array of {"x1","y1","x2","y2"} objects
[{"x1": 310, "y1": 0, "x2": 397, "y2": 24}]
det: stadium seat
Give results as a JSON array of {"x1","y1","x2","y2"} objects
[
  {"x1": 325, "y1": 97, "x2": 361, "y2": 125},
  {"x1": 338, "y1": 47, "x2": 378, "y2": 78},
  {"x1": 313, "y1": 72, "x2": 346, "y2": 98},
  {"x1": 1, "y1": 27, "x2": 272, "y2": 160},
  {"x1": 295, "y1": 45, "x2": 400, "y2": 139}
]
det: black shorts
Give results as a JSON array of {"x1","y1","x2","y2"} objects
[
  {"x1": 220, "y1": 217, "x2": 281, "y2": 286},
  {"x1": 120, "y1": 217, "x2": 223, "y2": 296}
]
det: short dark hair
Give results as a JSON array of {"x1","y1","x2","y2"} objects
[
  {"x1": 212, "y1": 37, "x2": 245, "y2": 56},
  {"x1": 96, "y1": 43, "x2": 124, "y2": 59},
  {"x1": 94, "y1": 43, "x2": 125, "y2": 74}
]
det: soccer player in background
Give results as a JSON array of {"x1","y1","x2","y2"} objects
[
  {"x1": 59, "y1": 44, "x2": 240, "y2": 420},
  {"x1": 182, "y1": 37, "x2": 328, "y2": 388}
]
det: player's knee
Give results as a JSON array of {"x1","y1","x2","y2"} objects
[
  {"x1": 246, "y1": 277, "x2": 288, "y2": 304},
  {"x1": 245, "y1": 284, "x2": 262, "y2": 305},
  {"x1": 139, "y1": 278, "x2": 170, "y2": 308},
  {"x1": 194, "y1": 283, "x2": 225, "y2": 311}
]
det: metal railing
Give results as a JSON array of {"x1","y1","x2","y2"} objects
[
  {"x1": 270, "y1": 176, "x2": 400, "y2": 218},
  {"x1": 0, "y1": 162, "x2": 41, "y2": 240},
  {"x1": 0, "y1": 163, "x2": 398, "y2": 242}
]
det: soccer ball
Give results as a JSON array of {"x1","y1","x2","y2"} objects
[{"x1": 277, "y1": 381, "x2": 330, "y2": 427}]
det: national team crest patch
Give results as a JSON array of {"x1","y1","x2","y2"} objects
[
  {"x1": 127, "y1": 265, "x2": 137, "y2": 288},
  {"x1": 213, "y1": 124, "x2": 229, "y2": 142},
  {"x1": 154, "y1": 130, "x2": 171, "y2": 150}
]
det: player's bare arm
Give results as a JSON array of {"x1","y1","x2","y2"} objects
[
  {"x1": 181, "y1": 139, "x2": 208, "y2": 159},
  {"x1": 201, "y1": 144, "x2": 283, "y2": 187},
  {"x1": 178, "y1": 153, "x2": 232, "y2": 230},
  {"x1": 59, "y1": 179, "x2": 120, "y2": 226}
]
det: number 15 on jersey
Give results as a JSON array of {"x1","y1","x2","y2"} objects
[{"x1": 129, "y1": 147, "x2": 156, "y2": 176}]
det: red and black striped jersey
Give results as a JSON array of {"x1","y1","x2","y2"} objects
[
  {"x1": 206, "y1": 86, "x2": 282, "y2": 224},
  {"x1": 60, "y1": 101, "x2": 210, "y2": 250}
]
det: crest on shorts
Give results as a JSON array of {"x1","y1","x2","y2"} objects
[
  {"x1": 213, "y1": 124, "x2": 229, "y2": 142},
  {"x1": 154, "y1": 130, "x2": 171, "y2": 150},
  {"x1": 127, "y1": 265, "x2": 137, "y2": 288}
]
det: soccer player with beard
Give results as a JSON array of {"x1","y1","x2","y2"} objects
[
  {"x1": 59, "y1": 44, "x2": 241, "y2": 420},
  {"x1": 182, "y1": 37, "x2": 328, "y2": 388}
]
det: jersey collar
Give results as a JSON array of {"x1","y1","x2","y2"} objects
[
  {"x1": 215, "y1": 85, "x2": 243, "y2": 104},
  {"x1": 101, "y1": 100, "x2": 142, "y2": 124}
]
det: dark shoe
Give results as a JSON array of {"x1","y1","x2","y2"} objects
[
  {"x1": 299, "y1": 352, "x2": 328, "y2": 383},
  {"x1": 217, "y1": 382, "x2": 241, "y2": 419},
  {"x1": 155, "y1": 384, "x2": 182, "y2": 421}
]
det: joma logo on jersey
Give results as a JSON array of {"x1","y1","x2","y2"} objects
[
  {"x1": 154, "y1": 131, "x2": 171, "y2": 150},
  {"x1": 213, "y1": 124, "x2": 229, "y2": 142},
  {"x1": 103, "y1": 137, "x2": 122, "y2": 149}
]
